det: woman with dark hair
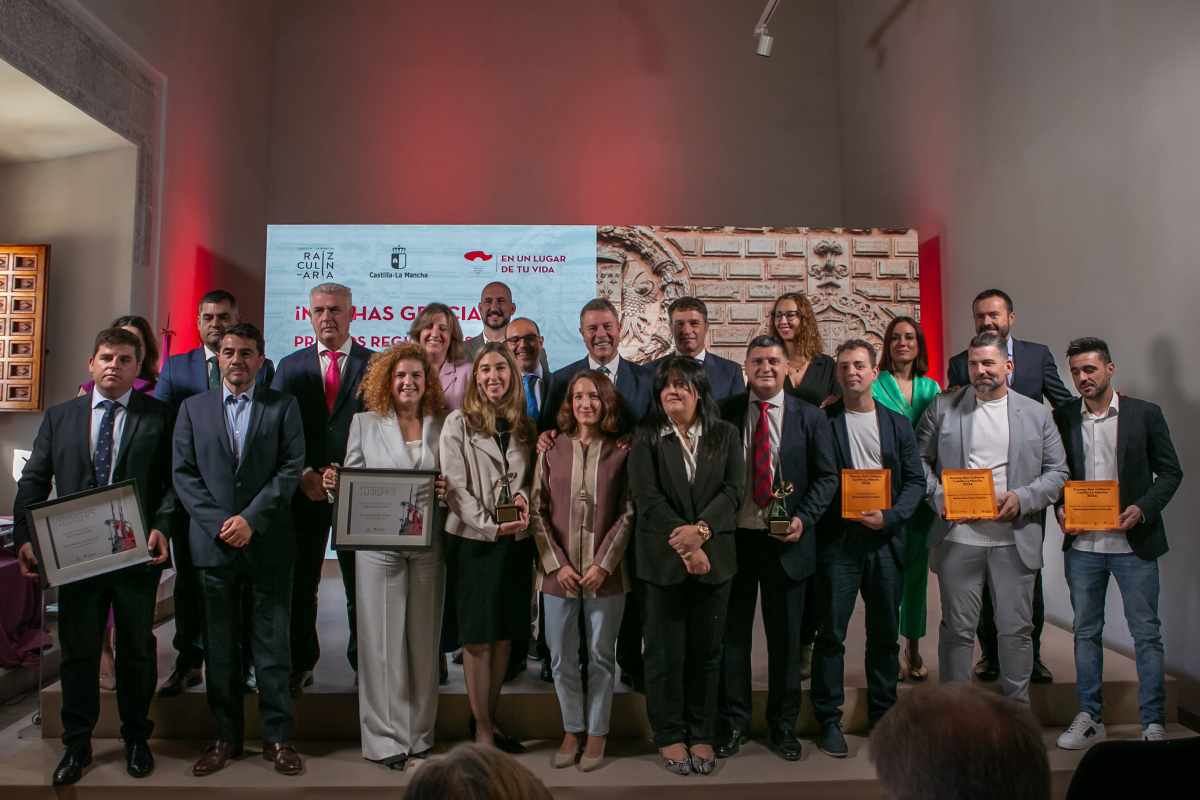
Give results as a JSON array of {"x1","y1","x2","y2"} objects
[
  {"x1": 322, "y1": 343, "x2": 448, "y2": 770},
  {"x1": 439, "y1": 342, "x2": 536, "y2": 752},
  {"x1": 410, "y1": 302, "x2": 471, "y2": 411},
  {"x1": 768, "y1": 292, "x2": 838, "y2": 408},
  {"x1": 628, "y1": 356, "x2": 745, "y2": 776},
  {"x1": 530, "y1": 370, "x2": 632, "y2": 772},
  {"x1": 873, "y1": 316, "x2": 941, "y2": 681}
]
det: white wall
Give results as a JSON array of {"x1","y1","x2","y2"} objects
[
  {"x1": 837, "y1": 0, "x2": 1200, "y2": 682},
  {"x1": 0, "y1": 146, "x2": 137, "y2": 509}
]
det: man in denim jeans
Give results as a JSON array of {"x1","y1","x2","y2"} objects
[{"x1": 1053, "y1": 337, "x2": 1183, "y2": 749}]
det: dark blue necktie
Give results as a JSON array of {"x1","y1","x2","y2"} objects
[
  {"x1": 523, "y1": 373, "x2": 539, "y2": 419},
  {"x1": 93, "y1": 399, "x2": 118, "y2": 486}
]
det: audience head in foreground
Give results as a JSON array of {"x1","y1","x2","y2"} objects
[
  {"x1": 402, "y1": 744, "x2": 552, "y2": 800},
  {"x1": 871, "y1": 684, "x2": 1050, "y2": 800}
]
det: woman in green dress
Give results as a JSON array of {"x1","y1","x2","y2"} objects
[{"x1": 872, "y1": 316, "x2": 941, "y2": 681}]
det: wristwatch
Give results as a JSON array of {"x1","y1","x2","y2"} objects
[{"x1": 696, "y1": 520, "x2": 712, "y2": 542}]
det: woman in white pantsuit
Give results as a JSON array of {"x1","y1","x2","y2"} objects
[{"x1": 324, "y1": 343, "x2": 447, "y2": 771}]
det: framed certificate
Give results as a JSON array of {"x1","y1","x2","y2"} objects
[
  {"x1": 942, "y1": 468, "x2": 999, "y2": 521},
  {"x1": 332, "y1": 467, "x2": 440, "y2": 551},
  {"x1": 841, "y1": 469, "x2": 892, "y2": 520},
  {"x1": 25, "y1": 480, "x2": 151, "y2": 588},
  {"x1": 1064, "y1": 480, "x2": 1120, "y2": 531}
]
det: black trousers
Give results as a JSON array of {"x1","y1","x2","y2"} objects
[
  {"x1": 289, "y1": 496, "x2": 357, "y2": 673},
  {"x1": 643, "y1": 578, "x2": 732, "y2": 748},
  {"x1": 169, "y1": 515, "x2": 205, "y2": 670},
  {"x1": 58, "y1": 565, "x2": 160, "y2": 747},
  {"x1": 810, "y1": 541, "x2": 903, "y2": 725},
  {"x1": 978, "y1": 569, "x2": 1045, "y2": 663},
  {"x1": 199, "y1": 557, "x2": 293, "y2": 746},
  {"x1": 718, "y1": 531, "x2": 807, "y2": 733},
  {"x1": 616, "y1": 546, "x2": 645, "y2": 683}
]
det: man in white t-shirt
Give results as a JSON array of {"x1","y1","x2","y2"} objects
[{"x1": 916, "y1": 332, "x2": 1068, "y2": 702}]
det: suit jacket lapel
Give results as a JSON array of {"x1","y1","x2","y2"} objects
[
  {"x1": 958, "y1": 390, "x2": 976, "y2": 469},
  {"x1": 877, "y1": 407, "x2": 896, "y2": 470},
  {"x1": 75, "y1": 395, "x2": 95, "y2": 478},
  {"x1": 615, "y1": 358, "x2": 635, "y2": 398},
  {"x1": 833, "y1": 412, "x2": 852, "y2": 470},
  {"x1": 236, "y1": 388, "x2": 266, "y2": 473},
  {"x1": 330, "y1": 345, "x2": 367, "y2": 419},
  {"x1": 1006, "y1": 392, "x2": 1024, "y2": 480},
  {"x1": 212, "y1": 390, "x2": 236, "y2": 466},
  {"x1": 113, "y1": 393, "x2": 143, "y2": 476},
  {"x1": 661, "y1": 435, "x2": 695, "y2": 520},
  {"x1": 1115, "y1": 396, "x2": 1129, "y2": 473},
  {"x1": 190, "y1": 348, "x2": 210, "y2": 393}
]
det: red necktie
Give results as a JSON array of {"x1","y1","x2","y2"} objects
[
  {"x1": 324, "y1": 350, "x2": 343, "y2": 413},
  {"x1": 753, "y1": 401, "x2": 773, "y2": 508}
]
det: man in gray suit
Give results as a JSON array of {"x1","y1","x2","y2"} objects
[
  {"x1": 916, "y1": 332, "x2": 1068, "y2": 702},
  {"x1": 173, "y1": 323, "x2": 307, "y2": 776}
]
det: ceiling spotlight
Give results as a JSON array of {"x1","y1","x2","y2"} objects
[{"x1": 754, "y1": 0, "x2": 781, "y2": 58}]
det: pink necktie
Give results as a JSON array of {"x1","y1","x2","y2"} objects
[{"x1": 324, "y1": 351, "x2": 343, "y2": 413}]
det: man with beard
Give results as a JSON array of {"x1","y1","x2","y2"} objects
[
  {"x1": 465, "y1": 282, "x2": 550, "y2": 373},
  {"x1": 156, "y1": 290, "x2": 275, "y2": 696},
  {"x1": 272, "y1": 283, "x2": 374, "y2": 694},
  {"x1": 1052, "y1": 338, "x2": 1181, "y2": 749},
  {"x1": 917, "y1": 332, "x2": 1068, "y2": 703},
  {"x1": 946, "y1": 289, "x2": 1071, "y2": 684}
]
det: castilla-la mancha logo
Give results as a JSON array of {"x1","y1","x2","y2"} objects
[{"x1": 391, "y1": 246, "x2": 408, "y2": 270}]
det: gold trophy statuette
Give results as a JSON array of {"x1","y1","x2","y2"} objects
[
  {"x1": 766, "y1": 480, "x2": 795, "y2": 535},
  {"x1": 495, "y1": 472, "x2": 521, "y2": 524}
]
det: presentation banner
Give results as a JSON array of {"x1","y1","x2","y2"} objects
[
  {"x1": 265, "y1": 225, "x2": 923, "y2": 374},
  {"x1": 264, "y1": 225, "x2": 598, "y2": 368}
]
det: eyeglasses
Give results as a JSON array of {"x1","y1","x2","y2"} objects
[
  {"x1": 505, "y1": 335, "x2": 540, "y2": 347},
  {"x1": 772, "y1": 311, "x2": 801, "y2": 322}
]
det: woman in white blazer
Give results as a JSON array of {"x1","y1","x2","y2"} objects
[
  {"x1": 440, "y1": 342, "x2": 536, "y2": 752},
  {"x1": 323, "y1": 343, "x2": 447, "y2": 771}
]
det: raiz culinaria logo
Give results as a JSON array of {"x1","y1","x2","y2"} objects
[{"x1": 296, "y1": 248, "x2": 335, "y2": 280}]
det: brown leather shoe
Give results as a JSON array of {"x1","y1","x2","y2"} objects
[
  {"x1": 192, "y1": 741, "x2": 242, "y2": 776},
  {"x1": 263, "y1": 742, "x2": 304, "y2": 776}
]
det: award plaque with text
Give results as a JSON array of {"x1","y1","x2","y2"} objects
[
  {"x1": 26, "y1": 480, "x2": 151, "y2": 588},
  {"x1": 942, "y1": 469, "x2": 999, "y2": 521},
  {"x1": 332, "y1": 467, "x2": 439, "y2": 551},
  {"x1": 841, "y1": 469, "x2": 892, "y2": 520},
  {"x1": 1063, "y1": 480, "x2": 1120, "y2": 531}
]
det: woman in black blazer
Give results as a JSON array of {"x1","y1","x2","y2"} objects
[{"x1": 628, "y1": 356, "x2": 745, "y2": 776}]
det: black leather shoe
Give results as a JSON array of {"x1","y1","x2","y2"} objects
[
  {"x1": 382, "y1": 753, "x2": 409, "y2": 771},
  {"x1": 769, "y1": 726, "x2": 804, "y2": 761},
  {"x1": 540, "y1": 660, "x2": 554, "y2": 683},
  {"x1": 619, "y1": 668, "x2": 645, "y2": 693},
  {"x1": 53, "y1": 744, "x2": 92, "y2": 786},
  {"x1": 714, "y1": 728, "x2": 747, "y2": 759},
  {"x1": 1031, "y1": 659, "x2": 1054, "y2": 684},
  {"x1": 289, "y1": 669, "x2": 314, "y2": 697},
  {"x1": 815, "y1": 723, "x2": 847, "y2": 759},
  {"x1": 125, "y1": 739, "x2": 154, "y2": 778},
  {"x1": 494, "y1": 730, "x2": 527, "y2": 754},
  {"x1": 974, "y1": 657, "x2": 1000, "y2": 683},
  {"x1": 159, "y1": 665, "x2": 203, "y2": 697}
]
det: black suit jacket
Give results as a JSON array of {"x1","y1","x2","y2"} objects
[
  {"x1": 721, "y1": 393, "x2": 839, "y2": 583},
  {"x1": 1053, "y1": 395, "x2": 1182, "y2": 560},
  {"x1": 270, "y1": 342, "x2": 373, "y2": 471},
  {"x1": 172, "y1": 385, "x2": 305, "y2": 572},
  {"x1": 650, "y1": 352, "x2": 746, "y2": 403},
  {"x1": 820, "y1": 402, "x2": 926, "y2": 566},
  {"x1": 14, "y1": 391, "x2": 177, "y2": 549},
  {"x1": 540, "y1": 356, "x2": 653, "y2": 434},
  {"x1": 628, "y1": 419, "x2": 745, "y2": 586},
  {"x1": 948, "y1": 338, "x2": 1072, "y2": 408}
]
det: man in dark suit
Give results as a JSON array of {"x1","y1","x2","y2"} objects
[
  {"x1": 649, "y1": 297, "x2": 745, "y2": 402},
  {"x1": 539, "y1": 297, "x2": 654, "y2": 689},
  {"x1": 946, "y1": 288, "x2": 1071, "y2": 684},
  {"x1": 173, "y1": 323, "x2": 306, "y2": 776},
  {"x1": 156, "y1": 289, "x2": 275, "y2": 696},
  {"x1": 465, "y1": 281, "x2": 551, "y2": 372},
  {"x1": 14, "y1": 328, "x2": 175, "y2": 785},
  {"x1": 1051, "y1": 338, "x2": 1182, "y2": 750},
  {"x1": 810, "y1": 339, "x2": 925, "y2": 758},
  {"x1": 716, "y1": 335, "x2": 838, "y2": 761},
  {"x1": 271, "y1": 282, "x2": 373, "y2": 693}
]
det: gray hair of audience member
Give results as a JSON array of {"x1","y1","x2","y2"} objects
[
  {"x1": 968, "y1": 330, "x2": 1008, "y2": 358},
  {"x1": 309, "y1": 282, "x2": 353, "y2": 304},
  {"x1": 402, "y1": 743, "x2": 553, "y2": 800},
  {"x1": 870, "y1": 684, "x2": 1050, "y2": 800}
]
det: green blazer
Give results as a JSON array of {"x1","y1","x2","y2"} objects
[{"x1": 873, "y1": 371, "x2": 941, "y2": 426}]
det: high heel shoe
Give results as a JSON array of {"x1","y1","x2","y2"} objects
[
  {"x1": 579, "y1": 736, "x2": 606, "y2": 772},
  {"x1": 552, "y1": 734, "x2": 582, "y2": 768},
  {"x1": 659, "y1": 746, "x2": 691, "y2": 776}
]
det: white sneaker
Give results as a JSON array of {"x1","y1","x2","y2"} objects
[
  {"x1": 1057, "y1": 712, "x2": 1106, "y2": 750},
  {"x1": 1142, "y1": 723, "x2": 1166, "y2": 741}
]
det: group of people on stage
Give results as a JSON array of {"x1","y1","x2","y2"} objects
[{"x1": 12, "y1": 279, "x2": 1181, "y2": 785}]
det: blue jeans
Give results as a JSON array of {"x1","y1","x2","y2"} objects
[{"x1": 1064, "y1": 548, "x2": 1164, "y2": 727}]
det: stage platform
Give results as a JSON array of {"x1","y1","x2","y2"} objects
[{"x1": 0, "y1": 572, "x2": 1190, "y2": 798}]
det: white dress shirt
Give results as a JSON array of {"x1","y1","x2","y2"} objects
[
  {"x1": 947, "y1": 394, "x2": 1015, "y2": 547},
  {"x1": 737, "y1": 390, "x2": 784, "y2": 530},
  {"x1": 1072, "y1": 392, "x2": 1131, "y2": 554},
  {"x1": 318, "y1": 337, "x2": 354, "y2": 379},
  {"x1": 662, "y1": 420, "x2": 704, "y2": 482},
  {"x1": 90, "y1": 387, "x2": 133, "y2": 483},
  {"x1": 588, "y1": 354, "x2": 622, "y2": 385}
]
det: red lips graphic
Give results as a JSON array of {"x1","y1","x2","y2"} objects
[{"x1": 464, "y1": 250, "x2": 493, "y2": 262}]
